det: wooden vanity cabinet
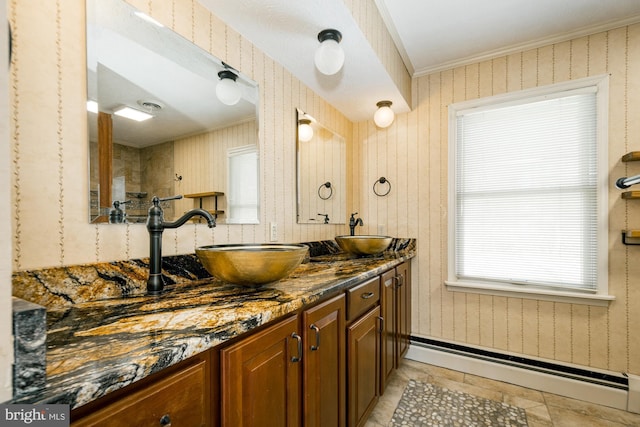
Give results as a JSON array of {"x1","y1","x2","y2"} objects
[
  {"x1": 396, "y1": 261, "x2": 411, "y2": 361},
  {"x1": 220, "y1": 294, "x2": 346, "y2": 427},
  {"x1": 346, "y1": 276, "x2": 382, "y2": 427},
  {"x1": 380, "y1": 261, "x2": 411, "y2": 394},
  {"x1": 220, "y1": 314, "x2": 301, "y2": 427},
  {"x1": 71, "y1": 350, "x2": 212, "y2": 427},
  {"x1": 302, "y1": 294, "x2": 346, "y2": 427}
]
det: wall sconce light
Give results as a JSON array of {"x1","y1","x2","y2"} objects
[
  {"x1": 298, "y1": 118, "x2": 314, "y2": 142},
  {"x1": 314, "y1": 29, "x2": 344, "y2": 76},
  {"x1": 374, "y1": 100, "x2": 394, "y2": 128},
  {"x1": 216, "y1": 70, "x2": 241, "y2": 106}
]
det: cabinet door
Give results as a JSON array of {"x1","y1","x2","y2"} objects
[
  {"x1": 302, "y1": 294, "x2": 346, "y2": 427},
  {"x1": 347, "y1": 306, "x2": 380, "y2": 427},
  {"x1": 221, "y1": 315, "x2": 301, "y2": 427},
  {"x1": 380, "y1": 269, "x2": 396, "y2": 394},
  {"x1": 396, "y1": 261, "x2": 411, "y2": 361},
  {"x1": 72, "y1": 354, "x2": 211, "y2": 427}
]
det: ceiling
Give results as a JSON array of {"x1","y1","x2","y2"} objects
[{"x1": 200, "y1": 0, "x2": 640, "y2": 123}]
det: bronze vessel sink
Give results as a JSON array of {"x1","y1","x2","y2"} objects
[
  {"x1": 196, "y1": 243, "x2": 308, "y2": 286},
  {"x1": 335, "y1": 235, "x2": 392, "y2": 256}
]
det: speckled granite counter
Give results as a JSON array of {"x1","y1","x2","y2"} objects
[{"x1": 10, "y1": 239, "x2": 415, "y2": 410}]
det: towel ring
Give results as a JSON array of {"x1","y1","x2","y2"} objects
[
  {"x1": 373, "y1": 177, "x2": 391, "y2": 196},
  {"x1": 318, "y1": 182, "x2": 333, "y2": 200}
]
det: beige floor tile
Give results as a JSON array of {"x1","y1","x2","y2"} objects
[
  {"x1": 429, "y1": 374, "x2": 504, "y2": 402},
  {"x1": 505, "y1": 394, "x2": 547, "y2": 410},
  {"x1": 402, "y1": 359, "x2": 465, "y2": 383},
  {"x1": 523, "y1": 403, "x2": 553, "y2": 426},
  {"x1": 367, "y1": 359, "x2": 640, "y2": 427},
  {"x1": 547, "y1": 405, "x2": 628, "y2": 426},
  {"x1": 527, "y1": 420, "x2": 554, "y2": 427},
  {"x1": 464, "y1": 372, "x2": 546, "y2": 403},
  {"x1": 543, "y1": 392, "x2": 640, "y2": 426}
]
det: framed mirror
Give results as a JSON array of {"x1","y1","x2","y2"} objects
[
  {"x1": 296, "y1": 109, "x2": 346, "y2": 224},
  {"x1": 87, "y1": 0, "x2": 260, "y2": 224}
]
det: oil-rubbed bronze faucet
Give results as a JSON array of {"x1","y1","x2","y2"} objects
[
  {"x1": 349, "y1": 212, "x2": 363, "y2": 236},
  {"x1": 146, "y1": 195, "x2": 216, "y2": 295}
]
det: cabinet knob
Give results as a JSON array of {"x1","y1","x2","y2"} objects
[
  {"x1": 159, "y1": 414, "x2": 172, "y2": 426},
  {"x1": 361, "y1": 291, "x2": 375, "y2": 299}
]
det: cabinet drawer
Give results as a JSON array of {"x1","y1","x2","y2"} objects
[
  {"x1": 346, "y1": 277, "x2": 380, "y2": 321},
  {"x1": 73, "y1": 358, "x2": 210, "y2": 427}
]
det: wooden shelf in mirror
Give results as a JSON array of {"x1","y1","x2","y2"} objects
[
  {"x1": 622, "y1": 230, "x2": 640, "y2": 246},
  {"x1": 622, "y1": 191, "x2": 640, "y2": 199},
  {"x1": 184, "y1": 191, "x2": 224, "y2": 199},
  {"x1": 184, "y1": 192, "x2": 225, "y2": 218},
  {"x1": 622, "y1": 152, "x2": 640, "y2": 162}
]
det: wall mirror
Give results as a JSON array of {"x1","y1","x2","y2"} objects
[
  {"x1": 87, "y1": 0, "x2": 260, "y2": 224},
  {"x1": 296, "y1": 109, "x2": 346, "y2": 224}
]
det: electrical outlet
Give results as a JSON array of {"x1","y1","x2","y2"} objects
[
  {"x1": 270, "y1": 222, "x2": 278, "y2": 242},
  {"x1": 378, "y1": 224, "x2": 385, "y2": 235}
]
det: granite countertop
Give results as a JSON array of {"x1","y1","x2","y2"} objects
[{"x1": 12, "y1": 241, "x2": 415, "y2": 410}]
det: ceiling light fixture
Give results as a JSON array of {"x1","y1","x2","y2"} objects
[
  {"x1": 374, "y1": 100, "x2": 394, "y2": 128},
  {"x1": 314, "y1": 29, "x2": 344, "y2": 76},
  {"x1": 216, "y1": 70, "x2": 242, "y2": 106},
  {"x1": 86, "y1": 100, "x2": 98, "y2": 114},
  {"x1": 298, "y1": 118, "x2": 314, "y2": 142},
  {"x1": 114, "y1": 106, "x2": 154, "y2": 122}
]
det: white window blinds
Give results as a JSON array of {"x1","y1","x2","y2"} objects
[
  {"x1": 453, "y1": 87, "x2": 601, "y2": 292},
  {"x1": 227, "y1": 145, "x2": 259, "y2": 224}
]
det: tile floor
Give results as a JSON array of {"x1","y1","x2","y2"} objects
[{"x1": 366, "y1": 358, "x2": 640, "y2": 426}]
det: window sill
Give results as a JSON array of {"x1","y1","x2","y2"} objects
[{"x1": 444, "y1": 280, "x2": 614, "y2": 306}]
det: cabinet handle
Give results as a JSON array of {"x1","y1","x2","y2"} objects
[
  {"x1": 291, "y1": 333, "x2": 303, "y2": 362},
  {"x1": 377, "y1": 316, "x2": 384, "y2": 333},
  {"x1": 394, "y1": 275, "x2": 404, "y2": 287},
  {"x1": 361, "y1": 291, "x2": 375, "y2": 299},
  {"x1": 159, "y1": 414, "x2": 171, "y2": 426},
  {"x1": 310, "y1": 324, "x2": 320, "y2": 351}
]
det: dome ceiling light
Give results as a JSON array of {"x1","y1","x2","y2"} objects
[
  {"x1": 216, "y1": 69, "x2": 242, "y2": 106},
  {"x1": 374, "y1": 100, "x2": 394, "y2": 128},
  {"x1": 314, "y1": 29, "x2": 344, "y2": 76}
]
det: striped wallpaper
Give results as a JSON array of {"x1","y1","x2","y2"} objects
[
  {"x1": 8, "y1": 0, "x2": 640, "y2": 382},
  {"x1": 8, "y1": 0, "x2": 352, "y2": 270},
  {"x1": 353, "y1": 25, "x2": 640, "y2": 375}
]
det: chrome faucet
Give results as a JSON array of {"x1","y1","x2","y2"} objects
[
  {"x1": 146, "y1": 195, "x2": 216, "y2": 295},
  {"x1": 349, "y1": 212, "x2": 363, "y2": 236}
]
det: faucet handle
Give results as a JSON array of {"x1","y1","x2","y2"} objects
[
  {"x1": 158, "y1": 194, "x2": 183, "y2": 202},
  {"x1": 152, "y1": 194, "x2": 183, "y2": 207}
]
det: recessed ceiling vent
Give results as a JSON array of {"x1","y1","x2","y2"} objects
[{"x1": 137, "y1": 100, "x2": 164, "y2": 113}]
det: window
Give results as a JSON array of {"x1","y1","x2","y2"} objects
[
  {"x1": 227, "y1": 145, "x2": 259, "y2": 224},
  {"x1": 446, "y1": 76, "x2": 612, "y2": 305}
]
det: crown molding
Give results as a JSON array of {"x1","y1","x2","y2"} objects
[{"x1": 412, "y1": 14, "x2": 640, "y2": 77}]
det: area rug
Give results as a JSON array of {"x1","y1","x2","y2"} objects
[{"x1": 390, "y1": 379, "x2": 528, "y2": 426}]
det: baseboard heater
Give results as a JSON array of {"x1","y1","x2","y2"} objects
[{"x1": 410, "y1": 336, "x2": 628, "y2": 391}]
